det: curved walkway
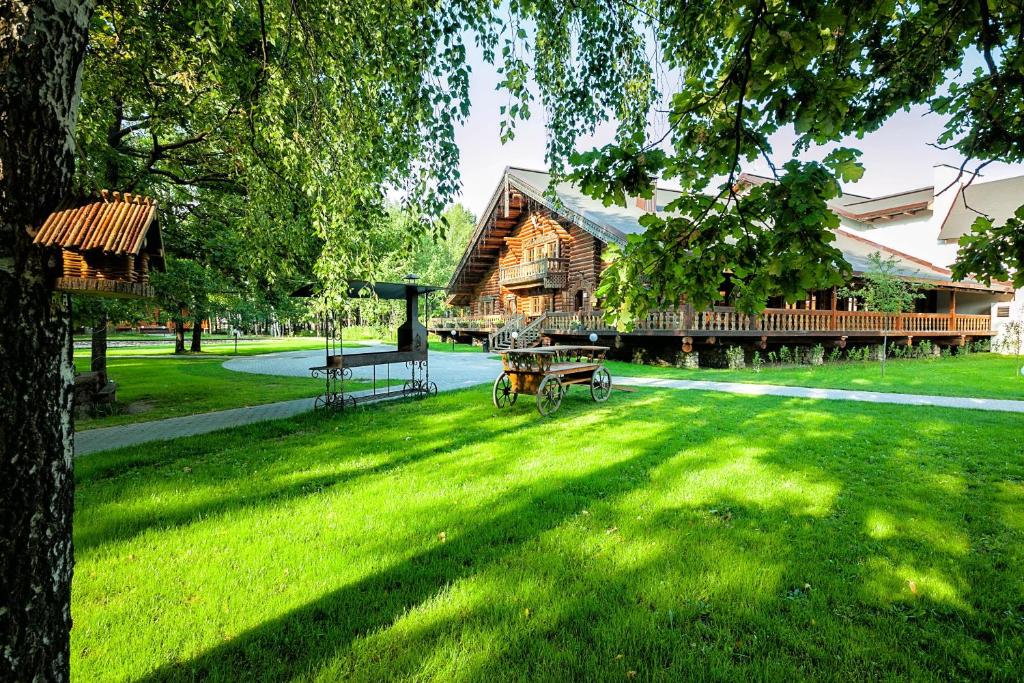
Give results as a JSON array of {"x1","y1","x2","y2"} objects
[
  {"x1": 76, "y1": 348, "x2": 501, "y2": 456},
  {"x1": 222, "y1": 344, "x2": 502, "y2": 391},
  {"x1": 76, "y1": 351, "x2": 1023, "y2": 456},
  {"x1": 615, "y1": 376, "x2": 1024, "y2": 413}
]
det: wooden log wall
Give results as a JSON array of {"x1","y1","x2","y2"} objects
[{"x1": 468, "y1": 210, "x2": 605, "y2": 317}]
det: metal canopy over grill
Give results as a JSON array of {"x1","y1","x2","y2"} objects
[{"x1": 299, "y1": 278, "x2": 444, "y2": 410}]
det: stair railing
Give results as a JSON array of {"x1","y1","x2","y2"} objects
[
  {"x1": 488, "y1": 315, "x2": 524, "y2": 350},
  {"x1": 515, "y1": 313, "x2": 547, "y2": 348}
]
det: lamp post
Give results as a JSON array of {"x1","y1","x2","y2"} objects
[{"x1": 511, "y1": 331, "x2": 519, "y2": 350}]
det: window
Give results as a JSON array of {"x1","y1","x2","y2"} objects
[{"x1": 997, "y1": 305, "x2": 1011, "y2": 318}]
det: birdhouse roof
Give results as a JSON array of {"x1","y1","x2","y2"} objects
[{"x1": 33, "y1": 191, "x2": 161, "y2": 257}]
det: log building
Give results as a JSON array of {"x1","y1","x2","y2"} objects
[{"x1": 430, "y1": 167, "x2": 1014, "y2": 354}]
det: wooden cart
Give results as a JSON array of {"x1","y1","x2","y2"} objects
[{"x1": 492, "y1": 345, "x2": 612, "y2": 416}]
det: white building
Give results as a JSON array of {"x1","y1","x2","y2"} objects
[{"x1": 745, "y1": 164, "x2": 1022, "y2": 351}]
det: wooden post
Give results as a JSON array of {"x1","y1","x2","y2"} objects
[
  {"x1": 830, "y1": 287, "x2": 837, "y2": 331},
  {"x1": 948, "y1": 290, "x2": 957, "y2": 332}
]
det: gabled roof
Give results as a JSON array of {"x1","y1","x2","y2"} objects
[
  {"x1": 504, "y1": 167, "x2": 682, "y2": 244},
  {"x1": 938, "y1": 174, "x2": 1024, "y2": 241},
  {"x1": 34, "y1": 191, "x2": 161, "y2": 257}
]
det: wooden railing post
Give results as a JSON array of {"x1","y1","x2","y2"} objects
[
  {"x1": 948, "y1": 290, "x2": 957, "y2": 331},
  {"x1": 830, "y1": 287, "x2": 837, "y2": 331}
]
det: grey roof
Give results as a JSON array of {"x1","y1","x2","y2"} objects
[
  {"x1": 938, "y1": 175, "x2": 1024, "y2": 241},
  {"x1": 507, "y1": 167, "x2": 682, "y2": 243}
]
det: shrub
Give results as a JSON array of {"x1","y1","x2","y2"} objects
[
  {"x1": 726, "y1": 345, "x2": 745, "y2": 370},
  {"x1": 916, "y1": 339, "x2": 933, "y2": 358},
  {"x1": 778, "y1": 345, "x2": 793, "y2": 365},
  {"x1": 805, "y1": 343, "x2": 825, "y2": 366},
  {"x1": 767, "y1": 350, "x2": 778, "y2": 364},
  {"x1": 955, "y1": 343, "x2": 969, "y2": 357},
  {"x1": 631, "y1": 348, "x2": 647, "y2": 365},
  {"x1": 752, "y1": 351, "x2": 764, "y2": 373},
  {"x1": 871, "y1": 344, "x2": 886, "y2": 362},
  {"x1": 827, "y1": 346, "x2": 842, "y2": 363},
  {"x1": 972, "y1": 339, "x2": 991, "y2": 353},
  {"x1": 941, "y1": 346, "x2": 952, "y2": 357}
]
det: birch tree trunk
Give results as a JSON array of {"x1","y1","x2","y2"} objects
[{"x1": 0, "y1": 1, "x2": 95, "y2": 680}]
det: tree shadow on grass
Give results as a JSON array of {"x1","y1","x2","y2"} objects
[
  {"x1": 75, "y1": 388, "x2": 1024, "y2": 681},
  {"x1": 74, "y1": 392, "x2": 548, "y2": 554},
  {"x1": 131, "y1": 392, "x2": 720, "y2": 681}
]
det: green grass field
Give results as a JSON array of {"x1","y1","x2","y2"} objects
[
  {"x1": 607, "y1": 353, "x2": 1024, "y2": 400},
  {"x1": 74, "y1": 356, "x2": 382, "y2": 430},
  {"x1": 72, "y1": 386, "x2": 1024, "y2": 681},
  {"x1": 74, "y1": 336, "x2": 363, "y2": 358}
]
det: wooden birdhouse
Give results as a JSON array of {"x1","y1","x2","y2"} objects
[{"x1": 33, "y1": 190, "x2": 165, "y2": 299}]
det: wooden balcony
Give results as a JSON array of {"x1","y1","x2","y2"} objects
[{"x1": 499, "y1": 257, "x2": 568, "y2": 290}]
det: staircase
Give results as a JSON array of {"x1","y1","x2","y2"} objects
[{"x1": 488, "y1": 314, "x2": 546, "y2": 351}]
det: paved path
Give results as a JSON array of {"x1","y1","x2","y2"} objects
[
  {"x1": 75, "y1": 347, "x2": 502, "y2": 456},
  {"x1": 223, "y1": 344, "x2": 502, "y2": 392},
  {"x1": 616, "y1": 376, "x2": 1024, "y2": 413},
  {"x1": 75, "y1": 397, "x2": 318, "y2": 455},
  {"x1": 77, "y1": 349, "x2": 1023, "y2": 456}
]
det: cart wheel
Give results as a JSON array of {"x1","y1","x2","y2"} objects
[
  {"x1": 427, "y1": 381, "x2": 438, "y2": 397},
  {"x1": 537, "y1": 375, "x2": 564, "y2": 416},
  {"x1": 492, "y1": 372, "x2": 518, "y2": 408},
  {"x1": 590, "y1": 367, "x2": 612, "y2": 402}
]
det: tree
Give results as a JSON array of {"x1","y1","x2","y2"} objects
[
  {"x1": 3, "y1": 2, "x2": 499, "y2": 677},
  {"x1": 841, "y1": 252, "x2": 924, "y2": 376},
  {"x1": 151, "y1": 256, "x2": 220, "y2": 353},
  {"x1": 488, "y1": 1, "x2": 1024, "y2": 324},
  {"x1": 1, "y1": 3, "x2": 93, "y2": 679},
  {"x1": 70, "y1": 296, "x2": 147, "y2": 381}
]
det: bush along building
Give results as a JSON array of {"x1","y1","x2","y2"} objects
[{"x1": 429, "y1": 166, "x2": 1015, "y2": 364}]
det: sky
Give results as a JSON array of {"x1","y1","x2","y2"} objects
[{"x1": 450, "y1": 37, "x2": 1024, "y2": 219}]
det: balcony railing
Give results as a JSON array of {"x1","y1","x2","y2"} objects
[
  {"x1": 429, "y1": 315, "x2": 507, "y2": 331},
  {"x1": 542, "y1": 306, "x2": 993, "y2": 335},
  {"x1": 430, "y1": 307, "x2": 993, "y2": 336},
  {"x1": 499, "y1": 257, "x2": 568, "y2": 289}
]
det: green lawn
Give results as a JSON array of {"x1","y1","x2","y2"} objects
[
  {"x1": 428, "y1": 339, "x2": 482, "y2": 353},
  {"x1": 74, "y1": 336, "x2": 363, "y2": 358},
  {"x1": 72, "y1": 386, "x2": 1023, "y2": 681},
  {"x1": 607, "y1": 353, "x2": 1024, "y2": 400},
  {"x1": 74, "y1": 356, "x2": 381, "y2": 430}
]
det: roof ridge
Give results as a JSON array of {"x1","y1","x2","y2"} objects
[{"x1": 842, "y1": 185, "x2": 933, "y2": 207}]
